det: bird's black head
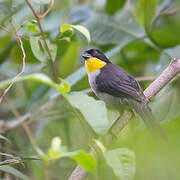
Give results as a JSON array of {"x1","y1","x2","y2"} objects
[{"x1": 82, "y1": 49, "x2": 110, "y2": 63}]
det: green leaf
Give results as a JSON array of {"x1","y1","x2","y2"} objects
[
  {"x1": 59, "y1": 41, "x2": 81, "y2": 78},
  {"x1": 26, "y1": 24, "x2": 38, "y2": 32},
  {"x1": 84, "y1": 10, "x2": 144, "y2": 45},
  {"x1": 67, "y1": 92, "x2": 109, "y2": 135},
  {"x1": 30, "y1": 36, "x2": 57, "y2": 63},
  {"x1": 70, "y1": 150, "x2": 97, "y2": 172},
  {"x1": 0, "y1": 73, "x2": 58, "y2": 90},
  {"x1": 60, "y1": 24, "x2": 73, "y2": 33},
  {"x1": 59, "y1": 80, "x2": 71, "y2": 97},
  {"x1": 0, "y1": 166, "x2": 29, "y2": 180},
  {"x1": 136, "y1": 0, "x2": 157, "y2": 31},
  {"x1": 60, "y1": 24, "x2": 90, "y2": 43},
  {"x1": 105, "y1": 0, "x2": 126, "y2": 15},
  {"x1": 103, "y1": 148, "x2": 136, "y2": 179},
  {"x1": 71, "y1": 25, "x2": 90, "y2": 43}
]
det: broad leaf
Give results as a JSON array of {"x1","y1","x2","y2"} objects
[
  {"x1": 136, "y1": 0, "x2": 157, "y2": 31},
  {"x1": 60, "y1": 24, "x2": 90, "y2": 43},
  {"x1": 67, "y1": 92, "x2": 109, "y2": 135},
  {"x1": 105, "y1": 0, "x2": 126, "y2": 15},
  {"x1": 72, "y1": 25, "x2": 90, "y2": 43},
  {"x1": 60, "y1": 24, "x2": 73, "y2": 33},
  {"x1": 104, "y1": 148, "x2": 136, "y2": 180},
  {"x1": 26, "y1": 24, "x2": 38, "y2": 32},
  {"x1": 30, "y1": 36, "x2": 57, "y2": 63},
  {"x1": 84, "y1": 10, "x2": 145, "y2": 45},
  {"x1": 70, "y1": 150, "x2": 97, "y2": 172}
]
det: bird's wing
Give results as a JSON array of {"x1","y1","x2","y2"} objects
[{"x1": 96, "y1": 64, "x2": 144, "y2": 102}]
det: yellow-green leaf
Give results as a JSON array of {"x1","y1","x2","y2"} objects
[
  {"x1": 60, "y1": 24, "x2": 90, "y2": 43},
  {"x1": 59, "y1": 80, "x2": 71, "y2": 97},
  {"x1": 60, "y1": 24, "x2": 73, "y2": 33},
  {"x1": 72, "y1": 25, "x2": 90, "y2": 43},
  {"x1": 71, "y1": 150, "x2": 97, "y2": 172}
]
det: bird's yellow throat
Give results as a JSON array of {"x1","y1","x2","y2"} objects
[{"x1": 85, "y1": 57, "x2": 106, "y2": 73}]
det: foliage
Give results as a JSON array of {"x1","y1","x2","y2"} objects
[{"x1": 0, "y1": 0, "x2": 180, "y2": 179}]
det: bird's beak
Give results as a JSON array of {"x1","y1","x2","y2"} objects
[{"x1": 82, "y1": 52, "x2": 91, "y2": 60}]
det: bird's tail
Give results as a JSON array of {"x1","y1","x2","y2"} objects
[{"x1": 128, "y1": 99, "x2": 167, "y2": 141}]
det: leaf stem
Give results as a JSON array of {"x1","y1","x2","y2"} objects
[{"x1": 25, "y1": 0, "x2": 60, "y2": 83}]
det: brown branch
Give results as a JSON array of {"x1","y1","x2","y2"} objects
[
  {"x1": 135, "y1": 76, "x2": 155, "y2": 82},
  {"x1": 0, "y1": 31, "x2": 26, "y2": 104},
  {"x1": 38, "y1": 0, "x2": 54, "y2": 19},
  {"x1": 69, "y1": 57, "x2": 180, "y2": 180},
  {"x1": 144, "y1": 57, "x2": 180, "y2": 102},
  {"x1": 25, "y1": 0, "x2": 60, "y2": 83}
]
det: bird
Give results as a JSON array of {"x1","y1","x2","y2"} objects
[{"x1": 82, "y1": 48, "x2": 166, "y2": 139}]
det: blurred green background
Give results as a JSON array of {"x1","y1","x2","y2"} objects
[{"x1": 0, "y1": 0, "x2": 180, "y2": 179}]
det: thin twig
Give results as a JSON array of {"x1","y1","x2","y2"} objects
[
  {"x1": 135, "y1": 76, "x2": 155, "y2": 82},
  {"x1": 25, "y1": 0, "x2": 39, "y2": 19},
  {"x1": 0, "y1": 31, "x2": 26, "y2": 104},
  {"x1": 69, "y1": 57, "x2": 180, "y2": 180},
  {"x1": 25, "y1": 0, "x2": 60, "y2": 82},
  {"x1": 37, "y1": 18, "x2": 60, "y2": 82},
  {"x1": 39, "y1": 0, "x2": 54, "y2": 19}
]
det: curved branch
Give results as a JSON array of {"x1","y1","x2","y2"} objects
[
  {"x1": 38, "y1": 0, "x2": 54, "y2": 19},
  {"x1": 0, "y1": 31, "x2": 26, "y2": 103},
  {"x1": 144, "y1": 57, "x2": 180, "y2": 102},
  {"x1": 69, "y1": 57, "x2": 180, "y2": 180}
]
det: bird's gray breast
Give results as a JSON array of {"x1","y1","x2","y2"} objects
[{"x1": 88, "y1": 70, "x2": 122, "y2": 108}]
